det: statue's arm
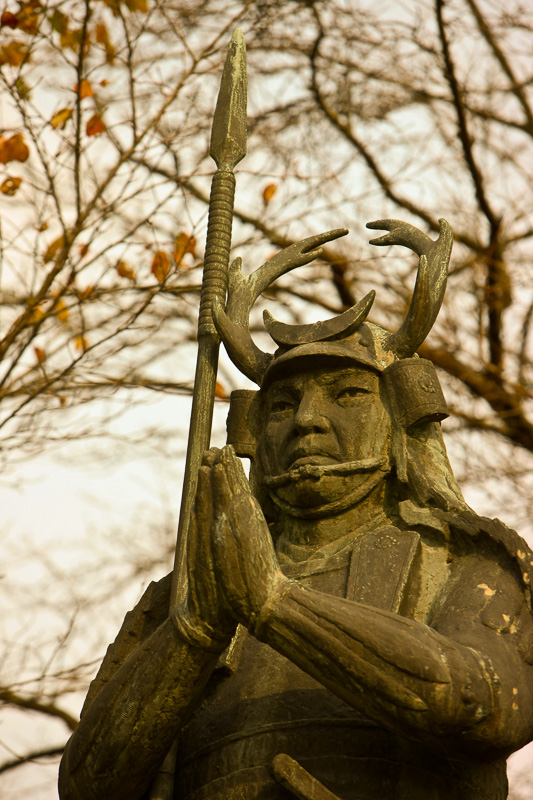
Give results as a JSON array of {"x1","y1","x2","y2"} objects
[
  {"x1": 249, "y1": 554, "x2": 533, "y2": 758},
  {"x1": 59, "y1": 460, "x2": 236, "y2": 800},
  {"x1": 209, "y1": 447, "x2": 533, "y2": 759},
  {"x1": 59, "y1": 615, "x2": 223, "y2": 800}
]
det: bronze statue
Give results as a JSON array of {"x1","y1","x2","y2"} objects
[{"x1": 58, "y1": 32, "x2": 533, "y2": 800}]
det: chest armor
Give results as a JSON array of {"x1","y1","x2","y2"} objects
[{"x1": 174, "y1": 527, "x2": 506, "y2": 800}]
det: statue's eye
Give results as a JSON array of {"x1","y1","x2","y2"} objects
[
  {"x1": 270, "y1": 398, "x2": 295, "y2": 414},
  {"x1": 336, "y1": 386, "x2": 368, "y2": 406}
]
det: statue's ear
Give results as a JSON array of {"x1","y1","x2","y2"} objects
[{"x1": 226, "y1": 389, "x2": 263, "y2": 459}]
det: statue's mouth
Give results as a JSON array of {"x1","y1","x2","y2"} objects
[
  {"x1": 263, "y1": 456, "x2": 387, "y2": 488},
  {"x1": 287, "y1": 454, "x2": 337, "y2": 469}
]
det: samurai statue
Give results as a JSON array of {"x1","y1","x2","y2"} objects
[{"x1": 59, "y1": 218, "x2": 533, "y2": 800}]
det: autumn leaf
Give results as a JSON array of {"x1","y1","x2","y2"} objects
[
  {"x1": 215, "y1": 381, "x2": 229, "y2": 400},
  {"x1": 86, "y1": 113, "x2": 105, "y2": 137},
  {"x1": 1, "y1": 11, "x2": 19, "y2": 28},
  {"x1": 5, "y1": 2, "x2": 40, "y2": 34},
  {"x1": 77, "y1": 285, "x2": 93, "y2": 300},
  {"x1": 27, "y1": 299, "x2": 44, "y2": 324},
  {"x1": 34, "y1": 346, "x2": 46, "y2": 364},
  {"x1": 43, "y1": 235, "x2": 65, "y2": 263},
  {"x1": 78, "y1": 243, "x2": 90, "y2": 258},
  {"x1": 15, "y1": 76, "x2": 30, "y2": 100},
  {"x1": 0, "y1": 41, "x2": 28, "y2": 67},
  {"x1": 116, "y1": 261, "x2": 135, "y2": 281},
  {"x1": 51, "y1": 8, "x2": 67, "y2": 35},
  {"x1": 173, "y1": 233, "x2": 197, "y2": 265},
  {"x1": 125, "y1": 0, "x2": 149, "y2": 12},
  {"x1": 262, "y1": 183, "x2": 277, "y2": 205},
  {"x1": 96, "y1": 22, "x2": 115, "y2": 64},
  {"x1": 75, "y1": 336, "x2": 88, "y2": 352},
  {"x1": 151, "y1": 250, "x2": 170, "y2": 282},
  {"x1": 54, "y1": 297, "x2": 69, "y2": 322},
  {"x1": 51, "y1": 108, "x2": 73, "y2": 130},
  {"x1": 0, "y1": 133, "x2": 29, "y2": 164},
  {"x1": 74, "y1": 79, "x2": 93, "y2": 99},
  {"x1": 0, "y1": 176, "x2": 22, "y2": 196}
]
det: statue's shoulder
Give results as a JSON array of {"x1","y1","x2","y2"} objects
[
  {"x1": 436, "y1": 508, "x2": 533, "y2": 603},
  {"x1": 81, "y1": 572, "x2": 172, "y2": 715}
]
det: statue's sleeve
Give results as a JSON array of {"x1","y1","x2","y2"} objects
[
  {"x1": 82, "y1": 572, "x2": 173, "y2": 714},
  {"x1": 58, "y1": 573, "x2": 224, "y2": 800},
  {"x1": 251, "y1": 542, "x2": 533, "y2": 759}
]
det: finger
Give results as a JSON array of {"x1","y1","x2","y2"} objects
[
  {"x1": 211, "y1": 461, "x2": 233, "y2": 513},
  {"x1": 221, "y1": 445, "x2": 250, "y2": 494},
  {"x1": 202, "y1": 447, "x2": 220, "y2": 467},
  {"x1": 195, "y1": 465, "x2": 213, "y2": 544}
]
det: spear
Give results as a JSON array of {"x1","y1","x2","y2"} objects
[
  {"x1": 148, "y1": 29, "x2": 247, "y2": 800},
  {"x1": 170, "y1": 27, "x2": 247, "y2": 608}
]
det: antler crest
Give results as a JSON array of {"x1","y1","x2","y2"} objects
[
  {"x1": 212, "y1": 229, "x2": 349, "y2": 383},
  {"x1": 367, "y1": 218, "x2": 452, "y2": 358}
]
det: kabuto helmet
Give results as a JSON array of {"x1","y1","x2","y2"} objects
[{"x1": 215, "y1": 218, "x2": 453, "y2": 467}]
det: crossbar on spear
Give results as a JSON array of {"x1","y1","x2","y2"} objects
[{"x1": 148, "y1": 29, "x2": 247, "y2": 800}]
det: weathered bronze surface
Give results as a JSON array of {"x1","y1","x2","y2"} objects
[{"x1": 58, "y1": 33, "x2": 533, "y2": 800}]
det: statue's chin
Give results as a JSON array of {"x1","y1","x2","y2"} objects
[
  {"x1": 275, "y1": 472, "x2": 358, "y2": 506},
  {"x1": 266, "y1": 460, "x2": 390, "y2": 519}
]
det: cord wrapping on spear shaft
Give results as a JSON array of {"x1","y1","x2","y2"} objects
[{"x1": 199, "y1": 168, "x2": 236, "y2": 336}]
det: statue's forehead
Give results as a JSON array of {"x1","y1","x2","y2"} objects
[{"x1": 265, "y1": 364, "x2": 378, "y2": 394}]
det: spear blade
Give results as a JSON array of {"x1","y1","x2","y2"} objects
[{"x1": 210, "y1": 28, "x2": 247, "y2": 169}]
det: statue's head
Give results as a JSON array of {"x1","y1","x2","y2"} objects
[{"x1": 217, "y1": 220, "x2": 467, "y2": 520}]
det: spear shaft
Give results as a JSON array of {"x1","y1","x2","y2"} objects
[
  {"x1": 149, "y1": 30, "x2": 246, "y2": 800},
  {"x1": 170, "y1": 28, "x2": 247, "y2": 609}
]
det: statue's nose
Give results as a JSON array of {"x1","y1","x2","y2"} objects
[{"x1": 293, "y1": 389, "x2": 330, "y2": 433}]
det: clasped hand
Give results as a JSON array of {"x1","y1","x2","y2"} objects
[{"x1": 184, "y1": 445, "x2": 286, "y2": 648}]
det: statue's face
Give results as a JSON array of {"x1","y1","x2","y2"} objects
[{"x1": 259, "y1": 363, "x2": 391, "y2": 514}]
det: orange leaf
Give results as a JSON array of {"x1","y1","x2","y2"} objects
[
  {"x1": 215, "y1": 381, "x2": 228, "y2": 400},
  {"x1": 0, "y1": 176, "x2": 22, "y2": 196},
  {"x1": 86, "y1": 113, "x2": 105, "y2": 136},
  {"x1": 100, "y1": 79, "x2": 110, "y2": 87},
  {"x1": 60, "y1": 26, "x2": 84, "y2": 53},
  {"x1": 116, "y1": 261, "x2": 135, "y2": 280},
  {"x1": 262, "y1": 183, "x2": 277, "y2": 204},
  {"x1": 1, "y1": 11, "x2": 19, "y2": 28},
  {"x1": 74, "y1": 79, "x2": 93, "y2": 99},
  {"x1": 77, "y1": 285, "x2": 93, "y2": 300},
  {"x1": 0, "y1": 133, "x2": 29, "y2": 164},
  {"x1": 55, "y1": 298, "x2": 69, "y2": 322},
  {"x1": 0, "y1": 40, "x2": 28, "y2": 67},
  {"x1": 96, "y1": 22, "x2": 115, "y2": 64},
  {"x1": 125, "y1": 0, "x2": 148, "y2": 12},
  {"x1": 75, "y1": 336, "x2": 88, "y2": 352},
  {"x1": 16, "y1": 3, "x2": 40, "y2": 34},
  {"x1": 151, "y1": 250, "x2": 170, "y2": 282},
  {"x1": 78, "y1": 243, "x2": 90, "y2": 258},
  {"x1": 27, "y1": 302, "x2": 44, "y2": 324},
  {"x1": 173, "y1": 233, "x2": 197, "y2": 265},
  {"x1": 51, "y1": 107, "x2": 73, "y2": 129},
  {"x1": 34, "y1": 346, "x2": 46, "y2": 363},
  {"x1": 43, "y1": 235, "x2": 65, "y2": 263}
]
